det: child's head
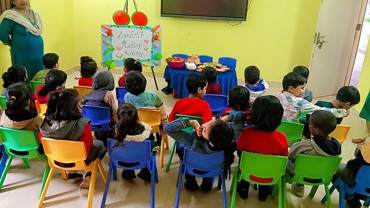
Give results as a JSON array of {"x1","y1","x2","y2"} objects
[
  {"x1": 244, "y1": 66, "x2": 260, "y2": 85},
  {"x1": 124, "y1": 58, "x2": 143, "y2": 73},
  {"x1": 309, "y1": 110, "x2": 337, "y2": 137},
  {"x1": 45, "y1": 69, "x2": 67, "y2": 91},
  {"x1": 249, "y1": 95, "x2": 284, "y2": 132},
  {"x1": 282, "y1": 72, "x2": 307, "y2": 97},
  {"x1": 6, "y1": 82, "x2": 32, "y2": 112},
  {"x1": 228, "y1": 86, "x2": 250, "y2": 111},
  {"x1": 186, "y1": 74, "x2": 208, "y2": 98},
  {"x1": 293, "y1": 65, "x2": 309, "y2": 80},
  {"x1": 80, "y1": 56, "x2": 98, "y2": 78},
  {"x1": 45, "y1": 89, "x2": 82, "y2": 122},
  {"x1": 335, "y1": 86, "x2": 360, "y2": 109},
  {"x1": 42, "y1": 53, "x2": 59, "y2": 69},
  {"x1": 2, "y1": 65, "x2": 28, "y2": 88},
  {"x1": 125, "y1": 71, "x2": 146, "y2": 95},
  {"x1": 202, "y1": 66, "x2": 217, "y2": 85},
  {"x1": 115, "y1": 103, "x2": 142, "y2": 142},
  {"x1": 92, "y1": 70, "x2": 115, "y2": 91}
]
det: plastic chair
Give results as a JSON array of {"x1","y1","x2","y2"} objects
[
  {"x1": 175, "y1": 148, "x2": 227, "y2": 208},
  {"x1": 73, "y1": 86, "x2": 92, "y2": 101},
  {"x1": 35, "y1": 100, "x2": 47, "y2": 116},
  {"x1": 203, "y1": 94, "x2": 228, "y2": 117},
  {"x1": 0, "y1": 127, "x2": 49, "y2": 195},
  {"x1": 116, "y1": 87, "x2": 128, "y2": 106},
  {"x1": 172, "y1": 54, "x2": 189, "y2": 61},
  {"x1": 322, "y1": 165, "x2": 370, "y2": 208},
  {"x1": 230, "y1": 151, "x2": 288, "y2": 208},
  {"x1": 329, "y1": 125, "x2": 351, "y2": 145},
  {"x1": 276, "y1": 120, "x2": 304, "y2": 146},
  {"x1": 0, "y1": 95, "x2": 6, "y2": 111},
  {"x1": 30, "y1": 80, "x2": 45, "y2": 92},
  {"x1": 101, "y1": 139, "x2": 158, "y2": 208},
  {"x1": 199, "y1": 55, "x2": 213, "y2": 63},
  {"x1": 218, "y1": 57, "x2": 237, "y2": 70},
  {"x1": 82, "y1": 105, "x2": 111, "y2": 132},
  {"x1": 137, "y1": 108, "x2": 169, "y2": 168},
  {"x1": 286, "y1": 154, "x2": 342, "y2": 208},
  {"x1": 165, "y1": 114, "x2": 202, "y2": 172},
  {"x1": 38, "y1": 137, "x2": 106, "y2": 208}
]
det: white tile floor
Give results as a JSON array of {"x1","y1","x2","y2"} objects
[{"x1": 0, "y1": 71, "x2": 367, "y2": 208}]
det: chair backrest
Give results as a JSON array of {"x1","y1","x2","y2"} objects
[
  {"x1": 0, "y1": 127, "x2": 44, "y2": 160},
  {"x1": 30, "y1": 80, "x2": 45, "y2": 92},
  {"x1": 175, "y1": 114, "x2": 203, "y2": 133},
  {"x1": 353, "y1": 165, "x2": 370, "y2": 196},
  {"x1": 137, "y1": 108, "x2": 161, "y2": 133},
  {"x1": 35, "y1": 100, "x2": 48, "y2": 116},
  {"x1": 183, "y1": 147, "x2": 224, "y2": 177},
  {"x1": 292, "y1": 154, "x2": 342, "y2": 185},
  {"x1": 82, "y1": 105, "x2": 111, "y2": 126},
  {"x1": 329, "y1": 125, "x2": 351, "y2": 145},
  {"x1": 172, "y1": 54, "x2": 189, "y2": 61},
  {"x1": 116, "y1": 87, "x2": 128, "y2": 106},
  {"x1": 218, "y1": 57, "x2": 237, "y2": 69},
  {"x1": 73, "y1": 86, "x2": 92, "y2": 101},
  {"x1": 239, "y1": 151, "x2": 288, "y2": 186},
  {"x1": 276, "y1": 120, "x2": 304, "y2": 146},
  {"x1": 0, "y1": 95, "x2": 6, "y2": 111},
  {"x1": 203, "y1": 94, "x2": 228, "y2": 117},
  {"x1": 199, "y1": 55, "x2": 213, "y2": 63}
]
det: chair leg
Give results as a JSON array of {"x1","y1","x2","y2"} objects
[
  {"x1": 322, "y1": 179, "x2": 339, "y2": 204},
  {"x1": 0, "y1": 151, "x2": 8, "y2": 178},
  {"x1": 150, "y1": 163, "x2": 156, "y2": 208},
  {"x1": 221, "y1": 176, "x2": 227, "y2": 208},
  {"x1": 112, "y1": 163, "x2": 118, "y2": 181},
  {"x1": 160, "y1": 134, "x2": 165, "y2": 168},
  {"x1": 87, "y1": 161, "x2": 98, "y2": 208},
  {"x1": 165, "y1": 141, "x2": 177, "y2": 172},
  {"x1": 174, "y1": 163, "x2": 184, "y2": 208},
  {"x1": 281, "y1": 176, "x2": 287, "y2": 208},
  {"x1": 61, "y1": 170, "x2": 68, "y2": 180},
  {"x1": 0, "y1": 155, "x2": 13, "y2": 189},
  {"x1": 37, "y1": 167, "x2": 55, "y2": 208},
  {"x1": 338, "y1": 180, "x2": 345, "y2": 208},
  {"x1": 97, "y1": 159, "x2": 107, "y2": 184},
  {"x1": 40, "y1": 162, "x2": 51, "y2": 196},
  {"x1": 230, "y1": 166, "x2": 239, "y2": 208},
  {"x1": 163, "y1": 133, "x2": 169, "y2": 149},
  {"x1": 100, "y1": 166, "x2": 113, "y2": 208},
  {"x1": 309, "y1": 185, "x2": 319, "y2": 198},
  {"x1": 22, "y1": 158, "x2": 31, "y2": 169},
  {"x1": 324, "y1": 184, "x2": 333, "y2": 208}
]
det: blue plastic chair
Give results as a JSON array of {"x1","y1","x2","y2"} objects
[
  {"x1": 203, "y1": 94, "x2": 228, "y2": 117},
  {"x1": 199, "y1": 55, "x2": 213, "y2": 63},
  {"x1": 322, "y1": 165, "x2": 370, "y2": 208},
  {"x1": 218, "y1": 57, "x2": 237, "y2": 70},
  {"x1": 175, "y1": 148, "x2": 227, "y2": 208},
  {"x1": 172, "y1": 54, "x2": 188, "y2": 61},
  {"x1": 101, "y1": 139, "x2": 158, "y2": 208},
  {"x1": 0, "y1": 145, "x2": 8, "y2": 178},
  {"x1": 116, "y1": 87, "x2": 128, "y2": 106},
  {"x1": 82, "y1": 105, "x2": 111, "y2": 132}
]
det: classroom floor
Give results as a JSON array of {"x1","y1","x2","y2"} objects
[{"x1": 0, "y1": 70, "x2": 367, "y2": 208}]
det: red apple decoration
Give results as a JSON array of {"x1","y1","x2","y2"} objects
[
  {"x1": 113, "y1": 10, "x2": 130, "y2": 25},
  {"x1": 132, "y1": 11, "x2": 148, "y2": 26}
]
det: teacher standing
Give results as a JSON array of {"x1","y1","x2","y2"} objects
[{"x1": 0, "y1": 0, "x2": 44, "y2": 80}]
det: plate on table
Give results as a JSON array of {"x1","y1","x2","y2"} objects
[{"x1": 197, "y1": 62, "x2": 229, "y2": 73}]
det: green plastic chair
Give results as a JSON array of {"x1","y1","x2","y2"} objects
[
  {"x1": 0, "y1": 96, "x2": 6, "y2": 111},
  {"x1": 230, "y1": 151, "x2": 288, "y2": 208},
  {"x1": 0, "y1": 127, "x2": 50, "y2": 195},
  {"x1": 286, "y1": 154, "x2": 342, "y2": 208},
  {"x1": 276, "y1": 120, "x2": 304, "y2": 146},
  {"x1": 30, "y1": 80, "x2": 45, "y2": 92},
  {"x1": 165, "y1": 114, "x2": 202, "y2": 172}
]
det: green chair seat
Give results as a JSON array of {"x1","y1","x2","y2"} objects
[
  {"x1": 30, "y1": 80, "x2": 45, "y2": 93},
  {"x1": 276, "y1": 120, "x2": 304, "y2": 146}
]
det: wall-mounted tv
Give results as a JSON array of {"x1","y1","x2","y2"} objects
[{"x1": 161, "y1": 0, "x2": 248, "y2": 21}]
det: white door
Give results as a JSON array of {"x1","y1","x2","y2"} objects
[{"x1": 307, "y1": 0, "x2": 367, "y2": 97}]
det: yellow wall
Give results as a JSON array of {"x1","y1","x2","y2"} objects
[{"x1": 356, "y1": 39, "x2": 370, "y2": 112}]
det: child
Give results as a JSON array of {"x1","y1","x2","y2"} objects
[
  {"x1": 293, "y1": 65, "x2": 313, "y2": 102},
  {"x1": 168, "y1": 74, "x2": 212, "y2": 123},
  {"x1": 79, "y1": 56, "x2": 97, "y2": 87},
  {"x1": 114, "y1": 103, "x2": 154, "y2": 182},
  {"x1": 35, "y1": 69, "x2": 67, "y2": 104},
  {"x1": 202, "y1": 66, "x2": 222, "y2": 94},
  {"x1": 2, "y1": 65, "x2": 28, "y2": 96},
  {"x1": 164, "y1": 117, "x2": 236, "y2": 192},
  {"x1": 287, "y1": 110, "x2": 341, "y2": 197},
  {"x1": 244, "y1": 66, "x2": 269, "y2": 103},
  {"x1": 32, "y1": 53, "x2": 59, "y2": 81},
  {"x1": 353, "y1": 90, "x2": 370, "y2": 144},
  {"x1": 276, "y1": 72, "x2": 348, "y2": 122},
  {"x1": 225, "y1": 95, "x2": 288, "y2": 201},
  {"x1": 39, "y1": 89, "x2": 106, "y2": 188},
  {"x1": 118, "y1": 58, "x2": 143, "y2": 87}
]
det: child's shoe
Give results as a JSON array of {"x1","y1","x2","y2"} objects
[
  {"x1": 236, "y1": 183, "x2": 249, "y2": 199},
  {"x1": 346, "y1": 197, "x2": 361, "y2": 208},
  {"x1": 258, "y1": 190, "x2": 269, "y2": 201},
  {"x1": 291, "y1": 183, "x2": 304, "y2": 197},
  {"x1": 121, "y1": 170, "x2": 136, "y2": 181},
  {"x1": 200, "y1": 179, "x2": 213, "y2": 192},
  {"x1": 137, "y1": 168, "x2": 151, "y2": 182},
  {"x1": 67, "y1": 172, "x2": 83, "y2": 183}
]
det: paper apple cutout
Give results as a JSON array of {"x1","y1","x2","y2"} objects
[
  {"x1": 113, "y1": 10, "x2": 130, "y2": 25},
  {"x1": 132, "y1": 11, "x2": 148, "y2": 26}
]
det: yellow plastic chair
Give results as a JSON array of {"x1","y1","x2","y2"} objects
[
  {"x1": 38, "y1": 138, "x2": 106, "y2": 208},
  {"x1": 73, "y1": 86, "x2": 92, "y2": 101},
  {"x1": 329, "y1": 125, "x2": 351, "y2": 145},
  {"x1": 35, "y1": 100, "x2": 47, "y2": 116},
  {"x1": 137, "y1": 108, "x2": 169, "y2": 168}
]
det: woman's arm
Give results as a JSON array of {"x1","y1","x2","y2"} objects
[
  {"x1": 163, "y1": 118, "x2": 198, "y2": 148},
  {"x1": 0, "y1": 18, "x2": 13, "y2": 45}
]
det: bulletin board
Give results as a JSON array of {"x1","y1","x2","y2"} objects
[{"x1": 101, "y1": 25, "x2": 162, "y2": 68}]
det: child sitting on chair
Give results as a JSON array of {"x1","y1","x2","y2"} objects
[
  {"x1": 118, "y1": 58, "x2": 143, "y2": 87},
  {"x1": 244, "y1": 66, "x2": 269, "y2": 104},
  {"x1": 36, "y1": 69, "x2": 67, "y2": 104},
  {"x1": 32, "y1": 53, "x2": 59, "y2": 82},
  {"x1": 79, "y1": 56, "x2": 97, "y2": 87},
  {"x1": 202, "y1": 67, "x2": 222, "y2": 95},
  {"x1": 293, "y1": 65, "x2": 313, "y2": 102},
  {"x1": 2, "y1": 65, "x2": 28, "y2": 96}
]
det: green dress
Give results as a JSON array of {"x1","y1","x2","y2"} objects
[{"x1": 360, "y1": 90, "x2": 370, "y2": 122}]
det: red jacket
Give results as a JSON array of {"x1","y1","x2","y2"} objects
[
  {"x1": 35, "y1": 84, "x2": 49, "y2": 104},
  {"x1": 206, "y1": 83, "x2": 222, "y2": 95},
  {"x1": 169, "y1": 98, "x2": 212, "y2": 123},
  {"x1": 78, "y1": 77, "x2": 93, "y2": 87},
  {"x1": 118, "y1": 74, "x2": 126, "y2": 87}
]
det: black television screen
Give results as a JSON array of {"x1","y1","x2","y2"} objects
[{"x1": 161, "y1": 0, "x2": 248, "y2": 21}]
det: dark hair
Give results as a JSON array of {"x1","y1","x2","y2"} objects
[
  {"x1": 336, "y1": 86, "x2": 360, "y2": 105},
  {"x1": 208, "y1": 119, "x2": 236, "y2": 178},
  {"x1": 282, "y1": 72, "x2": 307, "y2": 91},
  {"x1": 293, "y1": 65, "x2": 310, "y2": 79},
  {"x1": 42, "y1": 53, "x2": 59, "y2": 69},
  {"x1": 202, "y1": 67, "x2": 217, "y2": 84},
  {"x1": 186, "y1": 74, "x2": 207, "y2": 94},
  {"x1": 249, "y1": 95, "x2": 283, "y2": 132},
  {"x1": 228, "y1": 86, "x2": 250, "y2": 111},
  {"x1": 125, "y1": 71, "x2": 146, "y2": 95},
  {"x1": 2, "y1": 65, "x2": 27, "y2": 88},
  {"x1": 45, "y1": 89, "x2": 82, "y2": 122},
  {"x1": 80, "y1": 56, "x2": 97, "y2": 78},
  {"x1": 124, "y1": 58, "x2": 143, "y2": 72},
  {"x1": 244, "y1": 66, "x2": 260, "y2": 85},
  {"x1": 115, "y1": 103, "x2": 143, "y2": 142},
  {"x1": 38, "y1": 69, "x2": 67, "y2": 97},
  {"x1": 5, "y1": 82, "x2": 32, "y2": 113},
  {"x1": 310, "y1": 110, "x2": 337, "y2": 136}
]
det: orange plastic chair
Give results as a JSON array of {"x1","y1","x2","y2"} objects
[
  {"x1": 329, "y1": 125, "x2": 351, "y2": 145},
  {"x1": 38, "y1": 138, "x2": 106, "y2": 208},
  {"x1": 73, "y1": 86, "x2": 92, "y2": 101},
  {"x1": 137, "y1": 108, "x2": 169, "y2": 168},
  {"x1": 35, "y1": 100, "x2": 47, "y2": 116}
]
